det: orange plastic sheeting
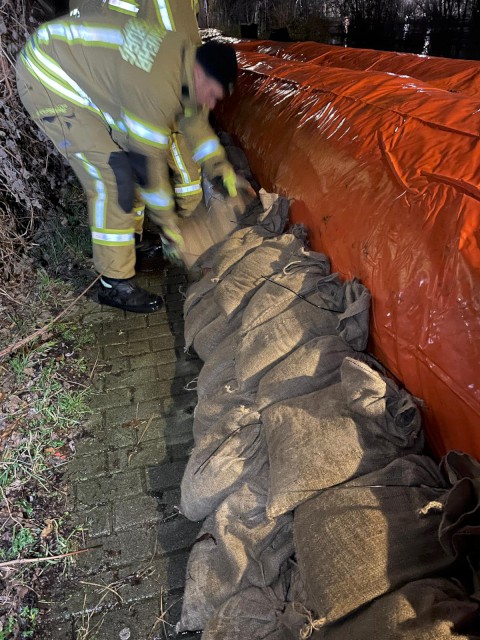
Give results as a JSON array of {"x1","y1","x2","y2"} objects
[
  {"x1": 217, "y1": 51, "x2": 480, "y2": 459},
  {"x1": 234, "y1": 40, "x2": 480, "y2": 100}
]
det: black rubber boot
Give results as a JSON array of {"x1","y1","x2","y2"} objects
[
  {"x1": 98, "y1": 276, "x2": 163, "y2": 314},
  {"x1": 135, "y1": 234, "x2": 165, "y2": 273}
]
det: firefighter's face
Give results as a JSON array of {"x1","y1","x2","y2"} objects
[{"x1": 193, "y1": 63, "x2": 225, "y2": 110}]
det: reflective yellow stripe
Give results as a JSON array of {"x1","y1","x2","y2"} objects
[
  {"x1": 122, "y1": 110, "x2": 170, "y2": 148},
  {"x1": 192, "y1": 138, "x2": 222, "y2": 164},
  {"x1": 108, "y1": 0, "x2": 139, "y2": 15},
  {"x1": 37, "y1": 22, "x2": 123, "y2": 48}
]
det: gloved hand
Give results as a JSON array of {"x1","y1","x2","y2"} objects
[
  {"x1": 212, "y1": 163, "x2": 251, "y2": 199},
  {"x1": 157, "y1": 214, "x2": 185, "y2": 265}
]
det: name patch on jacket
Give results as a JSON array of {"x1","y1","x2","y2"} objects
[{"x1": 120, "y1": 19, "x2": 165, "y2": 72}]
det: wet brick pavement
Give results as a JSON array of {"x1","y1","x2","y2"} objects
[{"x1": 43, "y1": 268, "x2": 203, "y2": 640}]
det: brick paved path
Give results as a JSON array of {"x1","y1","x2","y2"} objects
[{"x1": 45, "y1": 268, "x2": 203, "y2": 639}]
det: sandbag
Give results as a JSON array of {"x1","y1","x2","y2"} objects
[
  {"x1": 294, "y1": 455, "x2": 453, "y2": 624},
  {"x1": 311, "y1": 579, "x2": 480, "y2": 640},
  {"x1": 214, "y1": 233, "x2": 306, "y2": 321},
  {"x1": 240, "y1": 249, "x2": 331, "y2": 335},
  {"x1": 184, "y1": 288, "x2": 219, "y2": 352},
  {"x1": 193, "y1": 310, "x2": 243, "y2": 363},
  {"x1": 178, "y1": 473, "x2": 294, "y2": 632},
  {"x1": 236, "y1": 276, "x2": 370, "y2": 392},
  {"x1": 262, "y1": 355, "x2": 423, "y2": 518},
  {"x1": 196, "y1": 331, "x2": 239, "y2": 400},
  {"x1": 181, "y1": 407, "x2": 267, "y2": 521},
  {"x1": 202, "y1": 585, "x2": 295, "y2": 640},
  {"x1": 193, "y1": 388, "x2": 257, "y2": 444},
  {"x1": 256, "y1": 334, "x2": 355, "y2": 411},
  {"x1": 211, "y1": 191, "x2": 290, "y2": 280}
]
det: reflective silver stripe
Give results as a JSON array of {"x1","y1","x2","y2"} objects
[
  {"x1": 92, "y1": 231, "x2": 135, "y2": 243},
  {"x1": 175, "y1": 182, "x2": 202, "y2": 195},
  {"x1": 108, "y1": 0, "x2": 139, "y2": 14},
  {"x1": 103, "y1": 112, "x2": 128, "y2": 133},
  {"x1": 139, "y1": 188, "x2": 174, "y2": 210},
  {"x1": 74, "y1": 153, "x2": 107, "y2": 229},
  {"x1": 25, "y1": 40, "x2": 100, "y2": 111},
  {"x1": 122, "y1": 112, "x2": 169, "y2": 148},
  {"x1": 154, "y1": 0, "x2": 174, "y2": 30},
  {"x1": 192, "y1": 138, "x2": 221, "y2": 163},
  {"x1": 170, "y1": 138, "x2": 190, "y2": 183},
  {"x1": 37, "y1": 23, "x2": 124, "y2": 46},
  {"x1": 22, "y1": 53, "x2": 90, "y2": 107}
]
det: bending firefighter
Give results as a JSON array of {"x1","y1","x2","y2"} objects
[
  {"x1": 16, "y1": 15, "x2": 240, "y2": 313},
  {"x1": 68, "y1": 0, "x2": 205, "y2": 221}
]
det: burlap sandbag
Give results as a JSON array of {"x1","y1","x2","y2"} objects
[
  {"x1": 309, "y1": 579, "x2": 480, "y2": 640},
  {"x1": 181, "y1": 407, "x2": 267, "y2": 521},
  {"x1": 439, "y1": 451, "x2": 480, "y2": 561},
  {"x1": 184, "y1": 288, "x2": 219, "y2": 352},
  {"x1": 196, "y1": 331, "x2": 239, "y2": 400},
  {"x1": 263, "y1": 356, "x2": 424, "y2": 518},
  {"x1": 294, "y1": 455, "x2": 454, "y2": 624},
  {"x1": 236, "y1": 276, "x2": 370, "y2": 393},
  {"x1": 211, "y1": 191, "x2": 290, "y2": 281},
  {"x1": 240, "y1": 250, "x2": 331, "y2": 335},
  {"x1": 202, "y1": 585, "x2": 296, "y2": 640},
  {"x1": 213, "y1": 233, "x2": 307, "y2": 321},
  {"x1": 256, "y1": 335, "x2": 355, "y2": 411},
  {"x1": 192, "y1": 308, "x2": 243, "y2": 363},
  {"x1": 192, "y1": 388, "x2": 257, "y2": 444},
  {"x1": 178, "y1": 472, "x2": 295, "y2": 632}
]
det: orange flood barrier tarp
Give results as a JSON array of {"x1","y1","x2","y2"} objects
[
  {"x1": 234, "y1": 40, "x2": 480, "y2": 100},
  {"x1": 216, "y1": 50, "x2": 480, "y2": 459}
]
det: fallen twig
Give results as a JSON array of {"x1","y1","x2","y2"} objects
[{"x1": 0, "y1": 546, "x2": 97, "y2": 569}]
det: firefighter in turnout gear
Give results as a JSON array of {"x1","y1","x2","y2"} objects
[
  {"x1": 67, "y1": 0, "x2": 205, "y2": 264},
  {"x1": 16, "y1": 15, "x2": 240, "y2": 313}
]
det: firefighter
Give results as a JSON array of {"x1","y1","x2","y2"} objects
[
  {"x1": 16, "y1": 15, "x2": 240, "y2": 313},
  {"x1": 67, "y1": 0, "x2": 206, "y2": 261}
]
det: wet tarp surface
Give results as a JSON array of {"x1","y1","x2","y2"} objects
[{"x1": 216, "y1": 45, "x2": 480, "y2": 459}]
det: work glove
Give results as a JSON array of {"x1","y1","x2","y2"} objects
[
  {"x1": 211, "y1": 163, "x2": 251, "y2": 199},
  {"x1": 158, "y1": 215, "x2": 185, "y2": 266}
]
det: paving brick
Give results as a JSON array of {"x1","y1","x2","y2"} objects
[
  {"x1": 108, "y1": 441, "x2": 169, "y2": 473},
  {"x1": 76, "y1": 469, "x2": 143, "y2": 508},
  {"x1": 74, "y1": 504, "x2": 112, "y2": 538},
  {"x1": 77, "y1": 423, "x2": 138, "y2": 454},
  {"x1": 127, "y1": 324, "x2": 174, "y2": 343},
  {"x1": 129, "y1": 350, "x2": 168, "y2": 369},
  {"x1": 105, "y1": 400, "x2": 161, "y2": 427},
  {"x1": 96, "y1": 329, "x2": 128, "y2": 347},
  {"x1": 132, "y1": 377, "x2": 188, "y2": 403},
  {"x1": 103, "y1": 366, "x2": 159, "y2": 391},
  {"x1": 145, "y1": 461, "x2": 187, "y2": 493},
  {"x1": 67, "y1": 451, "x2": 107, "y2": 481},
  {"x1": 155, "y1": 359, "x2": 202, "y2": 381},
  {"x1": 107, "y1": 340, "x2": 150, "y2": 359},
  {"x1": 113, "y1": 495, "x2": 162, "y2": 531},
  {"x1": 107, "y1": 315, "x2": 147, "y2": 331},
  {"x1": 161, "y1": 393, "x2": 196, "y2": 417},
  {"x1": 103, "y1": 355, "x2": 129, "y2": 374},
  {"x1": 90, "y1": 387, "x2": 132, "y2": 410}
]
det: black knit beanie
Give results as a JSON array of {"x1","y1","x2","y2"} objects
[{"x1": 196, "y1": 41, "x2": 238, "y2": 95}]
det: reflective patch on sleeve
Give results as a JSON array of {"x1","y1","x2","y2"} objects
[
  {"x1": 192, "y1": 138, "x2": 221, "y2": 163},
  {"x1": 138, "y1": 187, "x2": 174, "y2": 210},
  {"x1": 122, "y1": 110, "x2": 170, "y2": 149}
]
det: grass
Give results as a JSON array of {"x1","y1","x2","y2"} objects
[{"x1": 0, "y1": 185, "x2": 96, "y2": 638}]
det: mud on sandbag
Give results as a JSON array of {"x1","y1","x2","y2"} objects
[
  {"x1": 181, "y1": 406, "x2": 267, "y2": 522},
  {"x1": 236, "y1": 276, "x2": 370, "y2": 393},
  {"x1": 263, "y1": 356, "x2": 424, "y2": 518},
  {"x1": 294, "y1": 455, "x2": 454, "y2": 625},
  {"x1": 309, "y1": 579, "x2": 480, "y2": 640},
  {"x1": 178, "y1": 473, "x2": 294, "y2": 633}
]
